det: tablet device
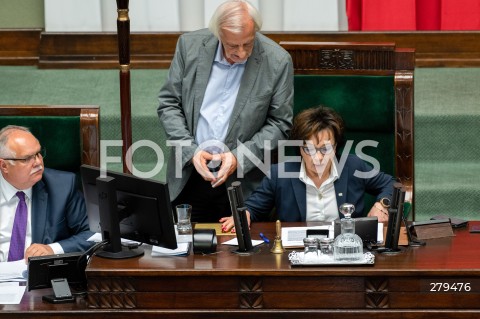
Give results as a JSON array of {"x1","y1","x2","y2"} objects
[{"x1": 333, "y1": 216, "x2": 378, "y2": 244}]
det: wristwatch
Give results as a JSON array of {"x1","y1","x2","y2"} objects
[{"x1": 379, "y1": 197, "x2": 391, "y2": 209}]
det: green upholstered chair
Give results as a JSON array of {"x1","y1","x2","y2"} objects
[
  {"x1": 280, "y1": 42, "x2": 415, "y2": 218},
  {"x1": 0, "y1": 105, "x2": 100, "y2": 175}
]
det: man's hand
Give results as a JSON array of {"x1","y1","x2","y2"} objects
[
  {"x1": 212, "y1": 152, "x2": 237, "y2": 188},
  {"x1": 24, "y1": 243, "x2": 54, "y2": 262},
  {"x1": 192, "y1": 150, "x2": 217, "y2": 181},
  {"x1": 367, "y1": 202, "x2": 389, "y2": 223},
  {"x1": 192, "y1": 150, "x2": 238, "y2": 187},
  {"x1": 219, "y1": 211, "x2": 251, "y2": 233}
]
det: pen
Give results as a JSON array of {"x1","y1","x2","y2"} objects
[
  {"x1": 211, "y1": 177, "x2": 224, "y2": 188},
  {"x1": 259, "y1": 232, "x2": 270, "y2": 243}
]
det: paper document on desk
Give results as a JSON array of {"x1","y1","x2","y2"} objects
[
  {"x1": 87, "y1": 233, "x2": 141, "y2": 245},
  {"x1": 282, "y1": 223, "x2": 384, "y2": 248},
  {"x1": 282, "y1": 225, "x2": 332, "y2": 248},
  {"x1": 377, "y1": 223, "x2": 384, "y2": 244},
  {"x1": 0, "y1": 282, "x2": 25, "y2": 304},
  {"x1": 89, "y1": 232, "x2": 192, "y2": 256},
  {"x1": 222, "y1": 238, "x2": 264, "y2": 247},
  {"x1": 151, "y1": 242, "x2": 191, "y2": 257},
  {"x1": 0, "y1": 260, "x2": 27, "y2": 282}
]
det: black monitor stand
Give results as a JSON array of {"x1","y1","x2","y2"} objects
[{"x1": 96, "y1": 176, "x2": 144, "y2": 259}]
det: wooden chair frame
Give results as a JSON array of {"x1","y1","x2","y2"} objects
[
  {"x1": 0, "y1": 105, "x2": 100, "y2": 167},
  {"x1": 280, "y1": 41, "x2": 415, "y2": 217}
]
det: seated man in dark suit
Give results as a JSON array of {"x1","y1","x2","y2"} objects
[
  {"x1": 0, "y1": 125, "x2": 93, "y2": 262},
  {"x1": 220, "y1": 106, "x2": 395, "y2": 231}
]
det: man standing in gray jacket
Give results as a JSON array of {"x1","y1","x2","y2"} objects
[{"x1": 158, "y1": 0, "x2": 293, "y2": 222}]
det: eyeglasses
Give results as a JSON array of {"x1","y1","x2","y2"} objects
[
  {"x1": 2, "y1": 147, "x2": 46, "y2": 165},
  {"x1": 301, "y1": 144, "x2": 335, "y2": 156}
]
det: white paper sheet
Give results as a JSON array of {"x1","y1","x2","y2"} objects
[
  {"x1": 0, "y1": 282, "x2": 26, "y2": 304},
  {"x1": 222, "y1": 238, "x2": 264, "y2": 247},
  {"x1": 87, "y1": 233, "x2": 141, "y2": 245},
  {"x1": 0, "y1": 260, "x2": 27, "y2": 282},
  {"x1": 151, "y1": 242, "x2": 191, "y2": 257},
  {"x1": 282, "y1": 223, "x2": 384, "y2": 248},
  {"x1": 282, "y1": 225, "x2": 333, "y2": 248}
]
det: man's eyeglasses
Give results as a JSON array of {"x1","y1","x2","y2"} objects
[
  {"x1": 301, "y1": 144, "x2": 335, "y2": 156},
  {"x1": 1, "y1": 148, "x2": 46, "y2": 165}
]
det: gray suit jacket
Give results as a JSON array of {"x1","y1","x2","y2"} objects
[{"x1": 158, "y1": 29, "x2": 294, "y2": 200}]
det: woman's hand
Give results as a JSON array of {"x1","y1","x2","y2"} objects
[
  {"x1": 219, "y1": 211, "x2": 251, "y2": 233},
  {"x1": 367, "y1": 202, "x2": 389, "y2": 223}
]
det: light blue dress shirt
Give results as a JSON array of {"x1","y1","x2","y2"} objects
[{"x1": 195, "y1": 42, "x2": 246, "y2": 154}]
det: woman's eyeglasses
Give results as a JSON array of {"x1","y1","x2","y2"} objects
[{"x1": 301, "y1": 144, "x2": 335, "y2": 156}]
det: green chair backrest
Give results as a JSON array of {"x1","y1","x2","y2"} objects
[
  {"x1": 294, "y1": 74, "x2": 396, "y2": 213},
  {"x1": 294, "y1": 74, "x2": 395, "y2": 175},
  {"x1": 281, "y1": 41, "x2": 415, "y2": 218}
]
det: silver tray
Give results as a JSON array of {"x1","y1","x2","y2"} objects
[{"x1": 288, "y1": 251, "x2": 375, "y2": 266}]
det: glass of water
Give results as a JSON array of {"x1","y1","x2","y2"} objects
[{"x1": 175, "y1": 204, "x2": 192, "y2": 234}]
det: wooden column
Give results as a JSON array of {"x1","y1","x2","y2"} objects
[{"x1": 116, "y1": 0, "x2": 132, "y2": 173}]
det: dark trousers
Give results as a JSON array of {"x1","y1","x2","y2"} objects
[{"x1": 171, "y1": 170, "x2": 232, "y2": 223}]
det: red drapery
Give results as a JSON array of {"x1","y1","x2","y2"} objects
[{"x1": 347, "y1": 0, "x2": 480, "y2": 30}]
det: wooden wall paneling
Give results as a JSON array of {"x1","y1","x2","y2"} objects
[
  {"x1": 0, "y1": 29, "x2": 41, "y2": 66},
  {"x1": 1, "y1": 30, "x2": 480, "y2": 68}
]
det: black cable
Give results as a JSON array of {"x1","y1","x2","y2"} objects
[
  {"x1": 75, "y1": 240, "x2": 109, "y2": 279},
  {"x1": 71, "y1": 240, "x2": 110, "y2": 296}
]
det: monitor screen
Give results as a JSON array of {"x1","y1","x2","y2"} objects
[{"x1": 80, "y1": 165, "x2": 177, "y2": 259}]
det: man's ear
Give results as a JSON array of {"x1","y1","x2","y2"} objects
[{"x1": 0, "y1": 159, "x2": 9, "y2": 174}]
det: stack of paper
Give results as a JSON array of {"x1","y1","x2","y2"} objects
[
  {"x1": 0, "y1": 260, "x2": 27, "y2": 282},
  {"x1": 282, "y1": 225, "x2": 332, "y2": 248},
  {"x1": 151, "y1": 242, "x2": 191, "y2": 257}
]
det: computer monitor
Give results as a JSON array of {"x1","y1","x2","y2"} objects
[
  {"x1": 80, "y1": 164, "x2": 177, "y2": 259},
  {"x1": 27, "y1": 252, "x2": 87, "y2": 303}
]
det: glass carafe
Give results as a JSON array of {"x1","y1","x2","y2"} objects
[{"x1": 333, "y1": 203, "x2": 363, "y2": 261}]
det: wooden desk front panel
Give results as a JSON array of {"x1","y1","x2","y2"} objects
[
  {"x1": 85, "y1": 222, "x2": 480, "y2": 311},
  {"x1": 86, "y1": 275, "x2": 480, "y2": 309},
  {"x1": 87, "y1": 276, "x2": 366, "y2": 309}
]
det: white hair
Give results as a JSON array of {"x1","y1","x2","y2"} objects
[
  {"x1": 0, "y1": 125, "x2": 31, "y2": 158},
  {"x1": 208, "y1": 0, "x2": 262, "y2": 39}
]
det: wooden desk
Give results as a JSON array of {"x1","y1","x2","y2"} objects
[{"x1": 3, "y1": 222, "x2": 480, "y2": 319}]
